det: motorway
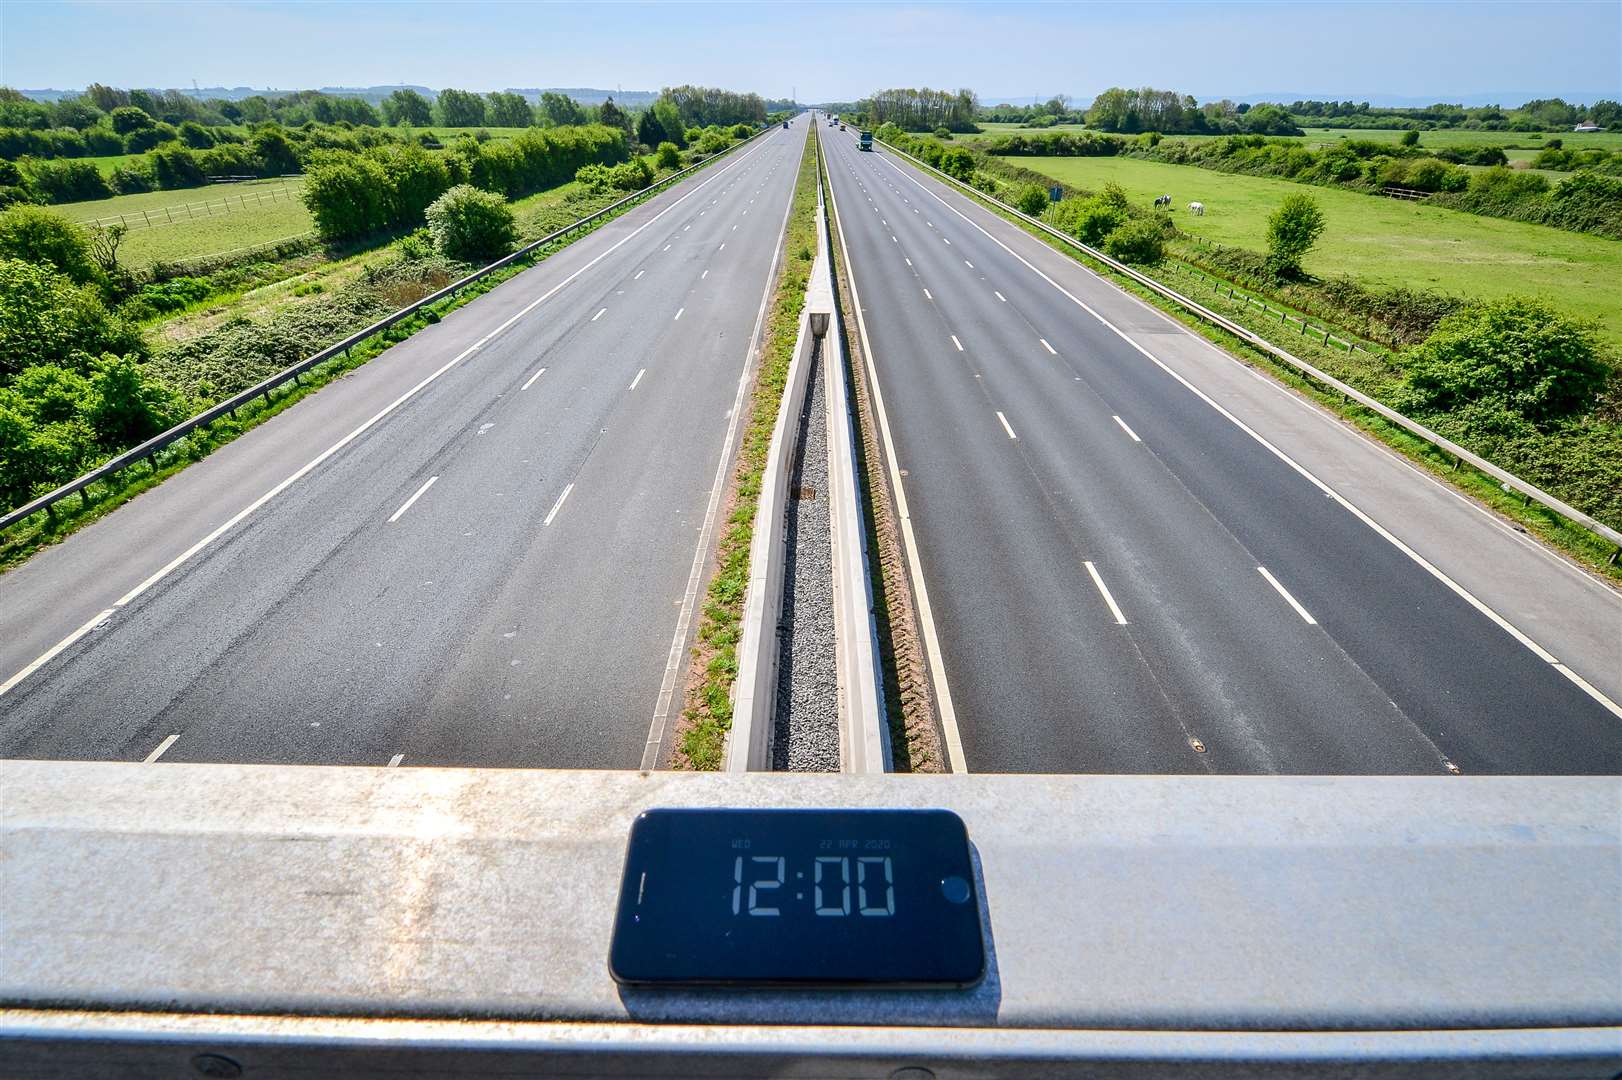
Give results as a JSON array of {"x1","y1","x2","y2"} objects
[
  {"x1": 821, "y1": 122, "x2": 1622, "y2": 774},
  {"x1": 0, "y1": 118, "x2": 808, "y2": 768}
]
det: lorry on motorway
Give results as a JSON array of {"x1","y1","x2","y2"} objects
[{"x1": 859, "y1": 130, "x2": 873, "y2": 151}]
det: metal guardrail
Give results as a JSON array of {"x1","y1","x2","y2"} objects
[
  {"x1": 0, "y1": 127, "x2": 777, "y2": 538},
  {"x1": 872, "y1": 134, "x2": 1622, "y2": 560}
]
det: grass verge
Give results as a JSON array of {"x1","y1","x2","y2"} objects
[
  {"x1": 882, "y1": 145, "x2": 1622, "y2": 584},
  {"x1": 671, "y1": 128, "x2": 818, "y2": 770},
  {"x1": 0, "y1": 139, "x2": 766, "y2": 572}
]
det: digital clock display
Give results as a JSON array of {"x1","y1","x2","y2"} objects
[{"x1": 608, "y1": 808, "x2": 984, "y2": 987}]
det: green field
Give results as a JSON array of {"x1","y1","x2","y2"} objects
[
  {"x1": 1012, "y1": 154, "x2": 1622, "y2": 348},
  {"x1": 53, "y1": 178, "x2": 312, "y2": 266}
]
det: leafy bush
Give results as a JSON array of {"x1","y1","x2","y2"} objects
[
  {"x1": 82, "y1": 352, "x2": 186, "y2": 448},
  {"x1": 1265, "y1": 193, "x2": 1326, "y2": 276},
  {"x1": 1077, "y1": 200, "x2": 1130, "y2": 244},
  {"x1": 20, "y1": 158, "x2": 112, "y2": 202},
  {"x1": 148, "y1": 143, "x2": 206, "y2": 188},
  {"x1": 1014, "y1": 183, "x2": 1049, "y2": 216},
  {"x1": 425, "y1": 184, "x2": 516, "y2": 263},
  {"x1": 108, "y1": 106, "x2": 154, "y2": 135},
  {"x1": 109, "y1": 161, "x2": 156, "y2": 193},
  {"x1": 0, "y1": 257, "x2": 142, "y2": 377},
  {"x1": 131, "y1": 275, "x2": 213, "y2": 315},
  {"x1": 730, "y1": 123, "x2": 752, "y2": 139},
  {"x1": 1399, "y1": 298, "x2": 1611, "y2": 426},
  {"x1": 0, "y1": 204, "x2": 97, "y2": 282},
  {"x1": 1101, "y1": 218, "x2": 1165, "y2": 263},
  {"x1": 656, "y1": 141, "x2": 680, "y2": 169},
  {"x1": 938, "y1": 145, "x2": 974, "y2": 181},
  {"x1": 302, "y1": 151, "x2": 392, "y2": 240}
]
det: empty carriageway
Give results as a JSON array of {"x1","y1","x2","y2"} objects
[
  {"x1": 0, "y1": 119, "x2": 810, "y2": 769},
  {"x1": 821, "y1": 125, "x2": 1622, "y2": 776}
]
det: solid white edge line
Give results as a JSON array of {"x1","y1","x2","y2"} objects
[
  {"x1": 629, "y1": 368, "x2": 646, "y2": 390},
  {"x1": 387, "y1": 474, "x2": 439, "y2": 523},
  {"x1": 874, "y1": 146, "x2": 1622, "y2": 715},
  {"x1": 1084, "y1": 560, "x2": 1128, "y2": 625},
  {"x1": 642, "y1": 123, "x2": 807, "y2": 769},
  {"x1": 520, "y1": 366, "x2": 547, "y2": 390},
  {"x1": 0, "y1": 608, "x2": 114, "y2": 697},
  {"x1": 1113, "y1": 415, "x2": 1142, "y2": 442},
  {"x1": 1039, "y1": 338, "x2": 1056, "y2": 355},
  {"x1": 1258, "y1": 565, "x2": 1318, "y2": 625},
  {"x1": 825, "y1": 134, "x2": 968, "y2": 772},
  {"x1": 997, "y1": 411, "x2": 1017, "y2": 440},
  {"x1": 142, "y1": 733, "x2": 180, "y2": 764},
  {"x1": 1553, "y1": 664, "x2": 1622, "y2": 720}
]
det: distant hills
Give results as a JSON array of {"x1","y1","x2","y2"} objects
[{"x1": 18, "y1": 85, "x2": 661, "y2": 106}]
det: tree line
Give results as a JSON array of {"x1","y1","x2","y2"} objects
[
  {"x1": 860, "y1": 88, "x2": 980, "y2": 133},
  {"x1": 1084, "y1": 88, "x2": 1302, "y2": 136}
]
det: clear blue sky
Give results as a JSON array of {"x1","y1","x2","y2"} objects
[{"x1": 3, "y1": 1, "x2": 1618, "y2": 104}]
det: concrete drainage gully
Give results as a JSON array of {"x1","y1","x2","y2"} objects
[{"x1": 725, "y1": 181, "x2": 889, "y2": 774}]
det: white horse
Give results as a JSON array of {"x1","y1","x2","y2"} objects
[{"x1": 1188, "y1": 201, "x2": 1205, "y2": 216}]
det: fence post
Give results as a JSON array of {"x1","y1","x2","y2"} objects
[{"x1": 143, "y1": 210, "x2": 153, "y2": 226}]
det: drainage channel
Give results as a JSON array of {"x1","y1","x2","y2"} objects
[{"x1": 772, "y1": 340, "x2": 839, "y2": 771}]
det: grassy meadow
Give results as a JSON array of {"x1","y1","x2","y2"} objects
[
  {"x1": 1013, "y1": 154, "x2": 1622, "y2": 348},
  {"x1": 52, "y1": 178, "x2": 312, "y2": 266}
]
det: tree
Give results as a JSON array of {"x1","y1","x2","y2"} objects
[
  {"x1": 1399, "y1": 298, "x2": 1609, "y2": 425},
  {"x1": 599, "y1": 97, "x2": 631, "y2": 138},
  {"x1": 1015, "y1": 183, "x2": 1049, "y2": 216},
  {"x1": 1265, "y1": 193, "x2": 1326, "y2": 276},
  {"x1": 486, "y1": 91, "x2": 532, "y2": 128},
  {"x1": 108, "y1": 105, "x2": 154, "y2": 135},
  {"x1": 636, "y1": 109, "x2": 664, "y2": 149},
  {"x1": 656, "y1": 141, "x2": 681, "y2": 169},
  {"x1": 178, "y1": 120, "x2": 216, "y2": 148},
  {"x1": 653, "y1": 99, "x2": 686, "y2": 147},
  {"x1": 425, "y1": 184, "x2": 516, "y2": 262},
  {"x1": 436, "y1": 88, "x2": 486, "y2": 127},
  {"x1": 249, "y1": 126, "x2": 300, "y2": 175},
  {"x1": 1400, "y1": 129, "x2": 1421, "y2": 147},
  {"x1": 381, "y1": 88, "x2": 433, "y2": 127},
  {"x1": 0, "y1": 205, "x2": 97, "y2": 282},
  {"x1": 539, "y1": 91, "x2": 586, "y2": 127}
]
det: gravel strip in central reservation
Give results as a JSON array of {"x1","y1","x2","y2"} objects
[{"x1": 772, "y1": 340, "x2": 841, "y2": 771}]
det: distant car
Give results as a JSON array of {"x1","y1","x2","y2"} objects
[
  {"x1": 782, "y1": 120, "x2": 789, "y2": 129},
  {"x1": 839, "y1": 123, "x2": 846, "y2": 131}
]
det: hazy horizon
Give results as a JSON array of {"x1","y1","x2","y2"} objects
[{"x1": 3, "y1": 1, "x2": 1617, "y2": 105}]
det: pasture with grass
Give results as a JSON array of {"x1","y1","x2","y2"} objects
[{"x1": 1008, "y1": 154, "x2": 1622, "y2": 348}]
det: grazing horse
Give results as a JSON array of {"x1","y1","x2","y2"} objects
[
  {"x1": 1154, "y1": 193, "x2": 1172, "y2": 210},
  {"x1": 1188, "y1": 201, "x2": 1205, "y2": 216}
]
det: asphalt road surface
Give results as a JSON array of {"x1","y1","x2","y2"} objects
[
  {"x1": 821, "y1": 122, "x2": 1621, "y2": 774},
  {"x1": 0, "y1": 119, "x2": 809, "y2": 768}
]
